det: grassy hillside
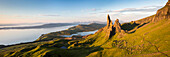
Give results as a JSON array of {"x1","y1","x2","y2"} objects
[
  {"x1": 122, "y1": 19, "x2": 170, "y2": 56},
  {"x1": 87, "y1": 19, "x2": 170, "y2": 57},
  {"x1": 0, "y1": 39, "x2": 103, "y2": 57}
]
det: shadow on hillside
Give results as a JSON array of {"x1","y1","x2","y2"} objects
[
  {"x1": 121, "y1": 22, "x2": 139, "y2": 31},
  {"x1": 129, "y1": 23, "x2": 148, "y2": 34},
  {"x1": 43, "y1": 46, "x2": 104, "y2": 57},
  {"x1": 137, "y1": 23, "x2": 148, "y2": 28}
]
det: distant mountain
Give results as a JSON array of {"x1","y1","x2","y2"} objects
[
  {"x1": 36, "y1": 23, "x2": 106, "y2": 41},
  {"x1": 0, "y1": 23, "x2": 76, "y2": 30},
  {"x1": 0, "y1": 23, "x2": 43, "y2": 26},
  {"x1": 73, "y1": 20, "x2": 125, "y2": 24},
  {"x1": 73, "y1": 21, "x2": 106, "y2": 24}
]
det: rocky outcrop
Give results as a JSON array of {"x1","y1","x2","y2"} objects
[
  {"x1": 69, "y1": 14, "x2": 123, "y2": 47},
  {"x1": 94, "y1": 15, "x2": 114, "y2": 37},
  {"x1": 152, "y1": 0, "x2": 170, "y2": 22},
  {"x1": 72, "y1": 15, "x2": 120, "y2": 47},
  {"x1": 104, "y1": 15, "x2": 122, "y2": 37},
  {"x1": 113, "y1": 19, "x2": 121, "y2": 33},
  {"x1": 105, "y1": 15, "x2": 114, "y2": 38},
  {"x1": 134, "y1": 0, "x2": 170, "y2": 24},
  {"x1": 106, "y1": 14, "x2": 113, "y2": 28},
  {"x1": 94, "y1": 15, "x2": 122, "y2": 38}
]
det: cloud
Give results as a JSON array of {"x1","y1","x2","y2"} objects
[
  {"x1": 91, "y1": 8, "x2": 99, "y2": 11},
  {"x1": 39, "y1": 14, "x2": 60, "y2": 17},
  {"x1": 104, "y1": 6, "x2": 162, "y2": 13},
  {"x1": 87, "y1": 5, "x2": 163, "y2": 22},
  {"x1": 109, "y1": 13, "x2": 151, "y2": 22}
]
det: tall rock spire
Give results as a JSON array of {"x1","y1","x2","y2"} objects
[
  {"x1": 92, "y1": 15, "x2": 122, "y2": 38},
  {"x1": 105, "y1": 14, "x2": 114, "y2": 38},
  {"x1": 106, "y1": 14, "x2": 112, "y2": 28},
  {"x1": 113, "y1": 19, "x2": 121, "y2": 33}
]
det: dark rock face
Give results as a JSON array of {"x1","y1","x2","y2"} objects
[
  {"x1": 152, "y1": 0, "x2": 170, "y2": 22},
  {"x1": 105, "y1": 15, "x2": 122, "y2": 33},
  {"x1": 113, "y1": 19, "x2": 121, "y2": 33},
  {"x1": 107, "y1": 15, "x2": 114, "y2": 38},
  {"x1": 106, "y1": 14, "x2": 113, "y2": 28}
]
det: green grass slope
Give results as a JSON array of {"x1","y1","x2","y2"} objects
[
  {"x1": 122, "y1": 19, "x2": 170, "y2": 56},
  {"x1": 87, "y1": 19, "x2": 170, "y2": 57}
]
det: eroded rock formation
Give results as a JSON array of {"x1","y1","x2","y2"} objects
[
  {"x1": 113, "y1": 19, "x2": 121, "y2": 33},
  {"x1": 94, "y1": 15, "x2": 122, "y2": 38}
]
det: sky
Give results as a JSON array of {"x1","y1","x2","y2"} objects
[{"x1": 0, "y1": 0, "x2": 168, "y2": 24}]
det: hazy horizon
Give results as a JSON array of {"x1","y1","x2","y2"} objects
[{"x1": 0, "y1": 0, "x2": 168, "y2": 24}]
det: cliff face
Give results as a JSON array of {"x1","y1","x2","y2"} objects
[
  {"x1": 134, "y1": 0, "x2": 170, "y2": 24},
  {"x1": 105, "y1": 15, "x2": 114, "y2": 38},
  {"x1": 152, "y1": 0, "x2": 170, "y2": 22}
]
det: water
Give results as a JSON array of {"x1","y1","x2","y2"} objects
[
  {"x1": 61, "y1": 30, "x2": 98, "y2": 37},
  {"x1": 0, "y1": 25, "x2": 77, "y2": 45}
]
